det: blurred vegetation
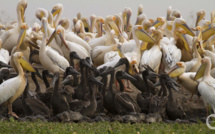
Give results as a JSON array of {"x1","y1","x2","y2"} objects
[{"x1": 0, "y1": 117, "x2": 213, "y2": 134}]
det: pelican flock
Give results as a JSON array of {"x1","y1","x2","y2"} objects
[{"x1": 0, "y1": 0, "x2": 214, "y2": 123}]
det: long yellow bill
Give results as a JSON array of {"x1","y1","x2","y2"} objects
[
  {"x1": 18, "y1": 56, "x2": 36, "y2": 72},
  {"x1": 136, "y1": 28, "x2": 155, "y2": 43},
  {"x1": 180, "y1": 23, "x2": 195, "y2": 37},
  {"x1": 194, "y1": 63, "x2": 207, "y2": 80},
  {"x1": 17, "y1": 28, "x2": 27, "y2": 50},
  {"x1": 202, "y1": 26, "x2": 215, "y2": 41},
  {"x1": 46, "y1": 30, "x2": 56, "y2": 46},
  {"x1": 58, "y1": 31, "x2": 70, "y2": 50},
  {"x1": 109, "y1": 20, "x2": 120, "y2": 36},
  {"x1": 168, "y1": 63, "x2": 185, "y2": 77}
]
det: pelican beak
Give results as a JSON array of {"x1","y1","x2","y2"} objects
[
  {"x1": 194, "y1": 61, "x2": 207, "y2": 80},
  {"x1": 90, "y1": 77, "x2": 103, "y2": 86},
  {"x1": 109, "y1": 17, "x2": 120, "y2": 36},
  {"x1": 196, "y1": 26, "x2": 202, "y2": 40},
  {"x1": 20, "y1": 6, "x2": 25, "y2": 23},
  {"x1": 180, "y1": 22, "x2": 195, "y2": 37},
  {"x1": 83, "y1": 20, "x2": 91, "y2": 32},
  {"x1": 197, "y1": 40, "x2": 205, "y2": 54},
  {"x1": 152, "y1": 18, "x2": 163, "y2": 28},
  {"x1": 177, "y1": 32, "x2": 191, "y2": 52},
  {"x1": 114, "y1": 58, "x2": 125, "y2": 68},
  {"x1": 18, "y1": 54, "x2": 36, "y2": 72},
  {"x1": 42, "y1": 20, "x2": 48, "y2": 38},
  {"x1": 83, "y1": 59, "x2": 92, "y2": 69},
  {"x1": 196, "y1": 13, "x2": 204, "y2": 27},
  {"x1": 202, "y1": 25, "x2": 215, "y2": 41},
  {"x1": 125, "y1": 12, "x2": 131, "y2": 32},
  {"x1": 51, "y1": 9, "x2": 59, "y2": 17},
  {"x1": 136, "y1": 26, "x2": 155, "y2": 43},
  {"x1": 57, "y1": 30, "x2": 70, "y2": 50},
  {"x1": 140, "y1": 42, "x2": 148, "y2": 51},
  {"x1": 135, "y1": 18, "x2": 141, "y2": 25},
  {"x1": 120, "y1": 71, "x2": 137, "y2": 81},
  {"x1": 17, "y1": 27, "x2": 27, "y2": 50},
  {"x1": 168, "y1": 63, "x2": 185, "y2": 77},
  {"x1": 129, "y1": 60, "x2": 139, "y2": 75},
  {"x1": 61, "y1": 75, "x2": 72, "y2": 85},
  {"x1": 46, "y1": 30, "x2": 56, "y2": 46}
]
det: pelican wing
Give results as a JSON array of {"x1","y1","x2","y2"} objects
[
  {"x1": 0, "y1": 49, "x2": 10, "y2": 64},
  {"x1": 0, "y1": 77, "x2": 21, "y2": 104},
  {"x1": 0, "y1": 30, "x2": 12, "y2": 43},
  {"x1": 46, "y1": 48, "x2": 70, "y2": 70}
]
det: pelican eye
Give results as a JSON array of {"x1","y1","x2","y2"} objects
[
  {"x1": 57, "y1": 29, "x2": 61, "y2": 34},
  {"x1": 22, "y1": 25, "x2": 26, "y2": 29},
  {"x1": 138, "y1": 26, "x2": 143, "y2": 30},
  {"x1": 113, "y1": 16, "x2": 116, "y2": 21}
]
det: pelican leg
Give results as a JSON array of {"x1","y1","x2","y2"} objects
[
  {"x1": 8, "y1": 103, "x2": 19, "y2": 118},
  {"x1": 122, "y1": 80, "x2": 133, "y2": 92}
]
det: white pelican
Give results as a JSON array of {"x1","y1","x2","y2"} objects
[
  {"x1": 137, "y1": 4, "x2": 143, "y2": 16},
  {"x1": 48, "y1": 25, "x2": 89, "y2": 68},
  {"x1": 194, "y1": 57, "x2": 215, "y2": 114},
  {"x1": 196, "y1": 9, "x2": 206, "y2": 27},
  {"x1": 75, "y1": 20, "x2": 95, "y2": 39},
  {"x1": 0, "y1": 51, "x2": 35, "y2": 118},
  {"x1": 166, "y1": 6, "x2": 172, "y2": 21},
  {"x1": 39, "y1": 18, "x2": 69, "y2": 75},
  {"x1": 81, "y1": 17, "x2": 91, "y2": 32},
  {"x1": 185, "y1": 37, "x2": 202, "y2": 72},
  {"x1": 168, "y1": 62, "x2": 199, "y2": 101},
  {"x1": 51, "y1": 3, "x2": 63, "y2": 28},
  {"x1": 92, "y1": 30, "x2": 118, "y2": 66},
  {"x1": 95, "y1": 17, "x2": 104, "y2": 38},
  {"x1": 90, "y1": 14, "x2": 97, "y2": 33},
  {"x1": 123, "y1": 25, "x2": 155, "y2": 74},
  {"x1": 58, "y1": 18, "x2": 92, "y2": 53},
  {"x1": 1, "y1": 0, "x2": 27, "y2": 53},
  {"x1": 88, "y1": 15, "x2": 119, "y2": 48},
  {"x1": 140, "y1": 29, "x2": 163, "y2": 73}
]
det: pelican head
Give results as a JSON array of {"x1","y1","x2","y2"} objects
[
  {"x1": 134, "y1": 25, "x2": 155, "y2": 43},
  {"x1": 152, "y1": 17, "x2": 166, "y2": 29},
  {"x1": 175, "y1": 27, "x2": 191, "y2": 52},
  {"x1": 122, "y1": 7, "x2": 132, "y2": 32},
  {"x1": 15, "y1": 52, "x2": 36, "y2": 72},
  {"x1": 196, "y1": 9, "x2": 206, "y2": 27},
  {"x1": 135, "y1": 14, "x2": 147, "y2": 25},
  {"x1": 17, "y1": 0, "x2": 27, "y2": 23},
  {"x1": 105, "y1": 15, "x2": 120, "y2": 36},
  {"x1": 142, "y1": 20, "x2": 151, "y2": 31},
  {"x1": 130, "y1": 60, "x2": 139, "y2": 75},
  {"x1": 194, "y1": 56, "x2": 211, "y2": 80},
  {"x1": 17, "y1": 23, "x2": 29, "y2": 50},
  {"x1": 77, "y1": 12, "x2": 81, "y2": 20},
  {"x1": 168, "y1": 62, "x2": 186, "y2": 77},
  {"x1": 51, "y1": 3, "x2": 63, "y2": 17},
  {"x1": 172, "y1": 18, "x2": 195, "y2": 37},
  {"x1": 171, "y1": 9, "x2": 181, "y2": 18},
  {"x1": 58, "y1": 17, "x2": 70, "y2": 30},
  {"x1": 75, "y1": 20, "x2": 82, "y2": 34},
  {"x1": 81, "y1": 17, "x2": 91, "y2": 32},
  {"x1": 167, "y1": 6, "x2": 172, "y2": 20},
  {"x1": 35, "y1": 8, "x2": 48, "y2": 21},
  {"x1": 138, "y1": 4, "x2": 143, "y2": 16},
  {"x1": 56, "y1": 26, "x2": 70, "y2": 50}
]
